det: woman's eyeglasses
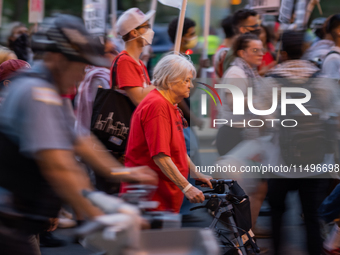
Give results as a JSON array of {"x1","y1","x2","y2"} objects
[{"x1": 250, "y1": 48, "x2": 265, "y2": 55}]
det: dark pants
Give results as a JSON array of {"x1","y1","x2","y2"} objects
[
  {"x1": 268, "y1": 178, "x2": 331, "y2": 255},
  {"x1": 216, "y1": 125, "x2": 243, "y2": 156}
]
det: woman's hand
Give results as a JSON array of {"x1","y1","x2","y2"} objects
[
  {"x1": 185, "y1": 186, "x2": 205, "y2": 203},
  {"x1": 194, "y1": 176, "x2": 213, "y2": 189}
]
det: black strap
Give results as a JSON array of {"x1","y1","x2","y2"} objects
[
  {"x1": 110, "y1": 52, "x2": 128, "y2": 90},
  {"x1": 325, "y1": 50, "x2": 340, "y2": 59}
]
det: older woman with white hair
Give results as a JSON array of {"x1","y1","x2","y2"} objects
[{"x1": 123, "y1": 53, "x2": 212, "y2": 213}]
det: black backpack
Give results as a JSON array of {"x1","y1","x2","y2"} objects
[
  {"x1": 270, "y1": 72, "x2": 328, "y2": 166},
  {"x1": 91, "y1": 53, "x2": 136, "y2": 161}
]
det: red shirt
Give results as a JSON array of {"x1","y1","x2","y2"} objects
[
  {"x1": 115, "y1": 51, "x2": 150, "y2": 89},
  {"x1": 124, "y1": 89, "x2": 189, "y2": 213}
]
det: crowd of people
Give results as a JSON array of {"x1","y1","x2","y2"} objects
[{"x1": 1, "y1": 2, "x2": 340, "y2": 255}]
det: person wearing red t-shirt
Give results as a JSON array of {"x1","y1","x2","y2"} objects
[
  {"x1": 123, "y1": 54, "x2": 212, "y2": 213},
  {"x1": 114, "y1": 8, "x2": 156, "y2": 106}
]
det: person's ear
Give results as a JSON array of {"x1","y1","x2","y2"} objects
[
  {"x1": 130, "y1": 29, "x2": 139, "y2": 38},
  {"x1": 238, "y1": 49, "x2": 246, "y2": 59},
  {"x1": 239, "y1": 27, "x2": 246, "y2": 34}
]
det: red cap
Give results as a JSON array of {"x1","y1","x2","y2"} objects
[{"x1": 0, "y1": 59, "x2": 31, "y2": 82}]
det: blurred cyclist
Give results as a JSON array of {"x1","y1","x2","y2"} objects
[{"x1": 0, "y1": 14, "x2": 157, "y2": 255}]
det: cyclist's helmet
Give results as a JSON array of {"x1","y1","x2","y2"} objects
[{"x1": 31, "y1": 14, "x2": 110, "y2": 67}]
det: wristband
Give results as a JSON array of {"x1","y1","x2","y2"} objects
[{"x1": 182, "y1": 183, "x2": 192, "y2": 194}]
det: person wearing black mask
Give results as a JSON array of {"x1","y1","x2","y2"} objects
[
  {"x1": 8, "y1": 24, "x2": 32, "y2": 63},
  {"x1": 222, "y1": 9, "x2": 260, "y2": 74}
]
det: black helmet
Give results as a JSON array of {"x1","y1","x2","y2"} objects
[{"x1": 31, "y1": 14, "x2": 110, "y2": 67}]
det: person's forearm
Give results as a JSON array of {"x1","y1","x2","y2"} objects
[
  {"x1": 37, "y1": 150, "x2": 103, "y2": 219},
  {"x1": 153, "y1": 154, "x2": 189, "y2": 190},
  {"x1": 187, "y1": 154, "x2": 206, "y2": 179},
  {"x1": 74, "y1": 135, "x2": 123, "y2": 180},
  {"x1": 126, "y1": 85, "x2": 156, "y2": 106}
]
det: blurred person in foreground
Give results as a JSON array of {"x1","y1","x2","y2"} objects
[
  {"x1": 265, "y1": 30, "x2": 339, "y2": 255},
  {"x1": 114, "y1": 8, "x2": 156, "y2": 106},
  {"x1": 0, "y1": 14, "x2": 157, "y2": 255},
  {"x1": 322, "y1": 14, "x2": 340, "y2": 79},
  {"x1": 121, "y1": 54, "x2": 212, "y2": 213},
  {"x1": 8, "y1": 23, "x2": 33, "y2": 63},
  {"x1": 217, "y1": 33, "x2": 269, "y2": 236},
  {"x1": 222, "y1": 9, "x2": 260, "y2": 75}
]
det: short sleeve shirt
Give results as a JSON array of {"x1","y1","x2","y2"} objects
[
  {"x1": 124, "y1": 89, "x2": 188, "y2": 212},
  {"x1": 0, "y1": 63, "x2": 77, "y2": 158},
  {"x1": 115, "y1": 51, "x2": 151, "y2": 89},
  {"x1": 322, "y1": 47, "x2": 340, "y2": 79}
]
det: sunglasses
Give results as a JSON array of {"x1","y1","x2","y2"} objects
[{"x1": 242, "y1": 24, "x2": 260, "y2": 29}]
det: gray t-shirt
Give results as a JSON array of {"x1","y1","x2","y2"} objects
[
  {"x1": 0, "y1": 63, "x2": 77, "y2": 158},
  {"x1": 322, "y1": 46, "x2": 340, "y2": 79}
]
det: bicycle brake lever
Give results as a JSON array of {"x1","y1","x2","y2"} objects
[{"x1": 190, "y1": 205, "x2": 206, "y2": 211}]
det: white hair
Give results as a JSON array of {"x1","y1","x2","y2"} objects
[{"x1": 152, "y1": 53, "x2": 196, "y2": 90}]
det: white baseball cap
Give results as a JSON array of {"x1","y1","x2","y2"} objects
[{"x1": 116, "y1": 8, "x2": 155, "y2": 36}]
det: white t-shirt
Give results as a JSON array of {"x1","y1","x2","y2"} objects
[{"x1": 217, "y1": 66, "x2": 250, "y2": 128}]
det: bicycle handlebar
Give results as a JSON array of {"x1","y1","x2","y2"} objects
[
  {"x1": 204, "y1": 194, "x2": 229, "y2": 199},
  {"x1": 195, "y1": 179, "x2": 234, "y2": 186}
]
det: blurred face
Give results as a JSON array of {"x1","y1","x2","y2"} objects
[
  {"x1": 11, "y1": 26, "x2": 28, "y2": 40},
  {"x1": 182, "y1": 26, "x2": 197, "y2": 51},
  {"x1": 239, "y1": 16, "x2": 260, "y2": 35},
  {"x1": 170, "y1": 72, "x2": 194, "y2": 101},
  {"x1": 239, "y1": 40, "x2": 264, "y2": 67},
  {"x1": 51, "y1": 54, "x2": 86, "y2": 94},
  {"x1": 104, "y1": 39, "x2": 118, "y2": 63}
]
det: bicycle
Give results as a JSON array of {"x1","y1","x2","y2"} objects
[{"x1": 192, "y1": 179, "x2": 260, "y2": 255}]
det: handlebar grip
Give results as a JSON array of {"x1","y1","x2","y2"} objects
[
  {"x1": 195, "y1": 180, "x2": 204, "y2": 185},
  {"x1": 195, "y1": 179, "x2": 234, "y2": 186},
  {"x1": 204, "y1": 194, "x2": 228, "y2": 200}
]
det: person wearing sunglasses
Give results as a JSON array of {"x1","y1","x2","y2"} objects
[{"x1": 222, "y1": 9, "x2": 260, "y2": 76}]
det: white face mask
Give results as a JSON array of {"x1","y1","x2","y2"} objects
[
  {"x1": 139, "y1": 28, "x2": 154, "y2": 46},
  {"x1": 126, "y1": 28, "x2": 155, "y2": 46}
]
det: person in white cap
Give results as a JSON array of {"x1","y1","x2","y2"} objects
[{"x1": 114, "y1": 8, "x2": 156, "y2": 106}]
